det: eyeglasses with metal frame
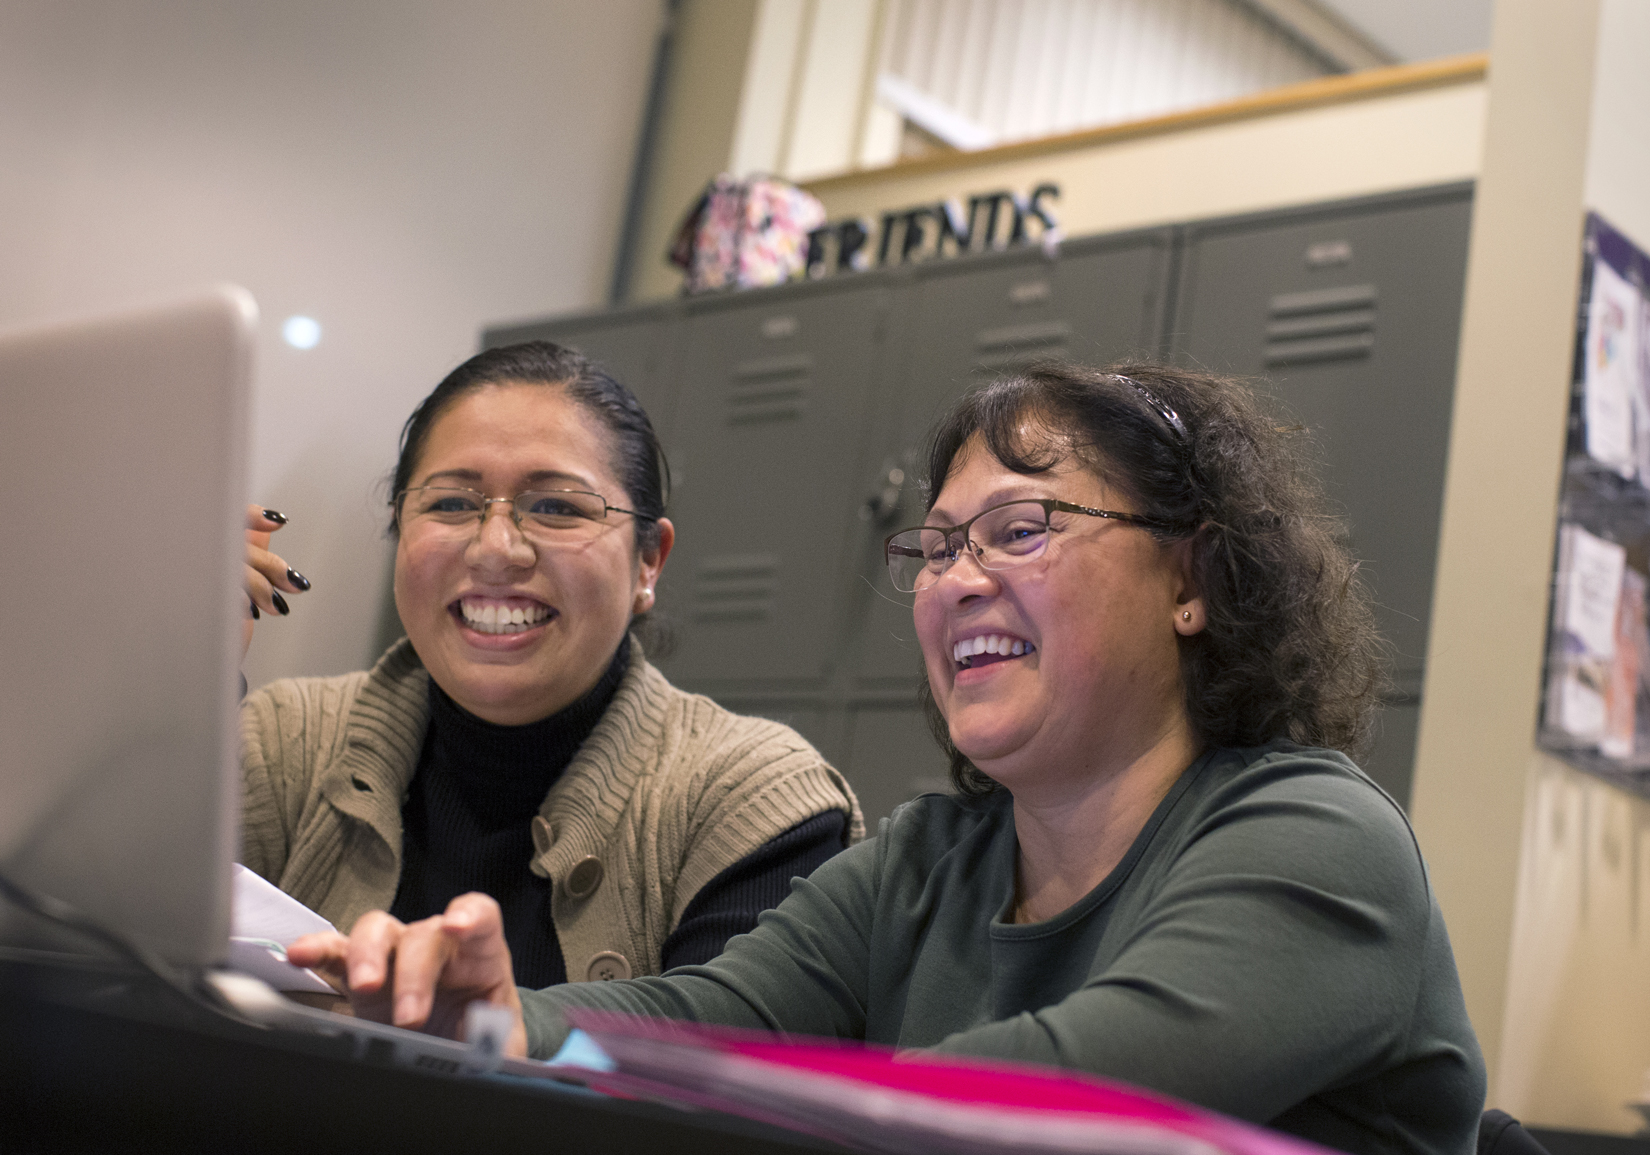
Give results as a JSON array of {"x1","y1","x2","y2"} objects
[
  {"x1": 394, "y1": 486, "x2": 655, "y2": 543},
  {"x1": 883, "y1": 498, "x2": 1176, "y2": 593}
]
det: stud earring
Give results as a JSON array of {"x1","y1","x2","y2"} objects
[{"x1": 1181, "y1": 610, "x2": 1192, "y2": 622}]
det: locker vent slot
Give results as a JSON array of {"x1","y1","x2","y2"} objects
[
  {"x1": 974, "y1": 320, "x2": 1071, "y2": 370},
  {"x1": 692, "y1": 554, "x2": 778, "y2": 622},
  {"x1": 1007, "y1": 279, "x2": 1051, "y2": 305},
  {"x1": 729, "y1": 355, "x2": 811, "y2": 424},
  {"x1": 1264, "y1": 284, "x2": 1376, "y2": 366}
]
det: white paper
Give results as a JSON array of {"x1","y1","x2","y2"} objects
[
  {"x1": 229, "y1": 863, "x2": 337, "y2": 993},
  {"x1": 1548, "y1": 524, "x2": 1628, "y2": 741},
  {"x1": 1561, "y1": 525, "x2": 1627, "y2": 659},
  {"x1": 1586, "y1": 259, "x2": 1644, "y2": 474}
]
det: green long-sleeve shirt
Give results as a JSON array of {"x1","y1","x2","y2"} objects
[{"x1": 521, "y1": 742, "x2": 1485, "y2": 1155}]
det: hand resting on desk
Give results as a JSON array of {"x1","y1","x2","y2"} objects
[{"x1": 286, "y1": 892, "x2": 528, "y2": 1058}]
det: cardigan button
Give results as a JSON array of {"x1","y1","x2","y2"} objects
[
  {"x1": 565, "y1": 855, "x2": 604, "y2": 899},
  {"x1": 586, "y1": 951, "x2": 631, "y2": 982},
  {"x1": 531, "y1": 816, "x2": 555, "y2": 855}
]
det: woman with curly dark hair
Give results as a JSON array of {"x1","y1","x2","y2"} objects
[
  {"x1": 292, "y1": 362, "x2": 1486, "y2": 1155},
  {"x1": 919, "y1": 361, "x2": 1389, "y2": 794}
]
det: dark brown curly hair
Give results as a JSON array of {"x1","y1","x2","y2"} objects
[{"x1": 917, "y1": 360, "x2": 1389, "y2": 796}]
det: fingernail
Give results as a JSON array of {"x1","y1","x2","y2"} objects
[
  {"x1": 395, "y1": 994, "x2": 419, "y2": 1025},
  {"x1": 262, "y1": 508, "x2": 287, "y2": 525},
  {"x1": 350, "y1": 964, "x2": 373, "y2": 989},
  {"x1": 249, "y1": 598, "x2": 260, "y2": 621},
  {"x1": 286, "y1": 567, "x2": 311, "y2": 591},
  {"x1": 272, "y1": 591, "x2": 290, "y2": 616}
]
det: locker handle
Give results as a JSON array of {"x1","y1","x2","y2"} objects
[{"x1": 861, "y1": 453, "x2": 916, "y2": 526}]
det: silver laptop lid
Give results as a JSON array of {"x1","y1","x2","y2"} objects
[{"x1": 0, "y1": 286, "x2": 255, "y2": 969}]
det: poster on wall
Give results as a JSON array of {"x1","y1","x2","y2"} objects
[
  {"x1": 1539, "y1": 212, "x2": 1650, "y2": 790},
  {"x1": 1582, "y1": 256, "x2": 1643, "y2": 475},
  {"x1": 1544, "y1": 522, "x2": 1627, "y2": 745}
]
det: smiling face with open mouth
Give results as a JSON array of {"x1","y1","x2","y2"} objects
[
  {"x1": 393, "y1": 382, "x2": 671, "y2": 726},
  {"x1": 914, "y1": 437, "x2": 1202, "y2": 796}
]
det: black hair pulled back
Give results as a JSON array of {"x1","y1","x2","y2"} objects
[{"x1": 390, "y1": 340, "x2": 671, "y2": 647}]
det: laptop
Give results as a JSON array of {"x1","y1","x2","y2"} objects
[{"x1": 0, "y1": 286, "x2": 534, "y2": 1076}]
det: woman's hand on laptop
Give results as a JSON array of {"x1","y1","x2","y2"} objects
[
  {"x1": 285, "y1": 892, "x2": 528, "y2": 1058},
  {"x1": 242, "y1": 504, "x2": 311, "y2": 659}
]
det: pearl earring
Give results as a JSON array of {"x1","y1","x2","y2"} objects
[{"x1": 1181, "y1": 610, "x2": 1192, "y2": 622}]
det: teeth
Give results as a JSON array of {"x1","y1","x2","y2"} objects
[
  {"x1": 952, "y1": 634, "x2": 1035, "y2": 666},
  {"x1": 460, "y1": 600, "x2": 551, "y2": 635}
]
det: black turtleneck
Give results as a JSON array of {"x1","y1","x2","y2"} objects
[
  {"x1": 389, "y1": 636, "x2": 848, "y2": 987},
  {"x1": 390, "y1": 638, "x2": 630, "y2": 987}
]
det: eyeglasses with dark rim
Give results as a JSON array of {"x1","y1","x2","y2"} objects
[
  {"x1": 883, "y1": 498, "x2": 1176, "y2": 593},
  {"x1": 394, "y1": 486, "x2": 655, "y2": 543}
]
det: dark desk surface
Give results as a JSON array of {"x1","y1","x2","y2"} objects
[
  {"x1": 1532, "y1": 1130, "x2": 1650, "y2": 1155},
  {"x1": 8, "y1": 962, "x2": 1650, "y2": 1155},
  {"x1": 0, "y1": 961, "x2": 844, "y2": 1155}
]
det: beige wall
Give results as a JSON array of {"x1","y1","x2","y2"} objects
[
  {"x1": 1496, "y1": 761, "x2": 1650, "y2": 1128},
  {"x1": 626, "y1": 0, "x2": 889, "y2": 302},
  {"x1": 1420, "y1": 0, "x2": 1650, "y2": 1131},
  {"x1": 624, "y1": 0, "x2": 761, "y2": 308},
  {"x1": 1406, "y1": 0, "x2": 1599, "y2": 1110}
]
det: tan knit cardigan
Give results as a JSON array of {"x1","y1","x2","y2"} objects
[{"x1": 238, "y1": 638, "x2": 862, "y2": 984}]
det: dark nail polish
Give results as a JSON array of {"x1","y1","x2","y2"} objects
[
  {"x1": 272, "y1": 591, "x2": 290, "y2": 616},
  {"x1": 249, "y1": 598, "x2": 260, "y2": 621},
  {"x1": 262, "y1": 508, "x2": 287, "y2": 525},
  {"x1": 286, "y1": 567, "x2": 311, "y2": 591}
]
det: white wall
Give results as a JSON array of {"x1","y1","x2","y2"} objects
[{"x1": 0, "y1": 0, "x2": 661, "y2": 688}]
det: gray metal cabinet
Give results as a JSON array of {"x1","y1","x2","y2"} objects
[
  {"x1": 484, "y1": 304, "x2": 682, "y2": 443},
  {"x1": 850, "y1": 230, "x2": 1177, "y2": 683},
  {"x1": 1166, "y1": 183, "x2": 1474, "y2": 805},
  {"x1": 654, "y1": 279, "x2": 894, "y2": 692},
  {"x1": 476, "y1": 185, "x2": 1472, "y2": 820},
  {"x1": 836, "y1": 231, "x2": 1178, "y2": 819}
]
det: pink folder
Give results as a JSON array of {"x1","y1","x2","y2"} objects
[{"x1": 562, "y1": 1010, "x2": 1342, "y2": 1155}]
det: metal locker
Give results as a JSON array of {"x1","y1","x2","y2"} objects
[
  {"x1": 831, "y1": 232, "x2": 1175, "y2": 825},
  {"x1": 655, "y1": 278, "x2": 892, "y2": 690},
  {"x1": 482, "y1": 303, "x2": 682, "y2": 443},
  {"x1": 847, "y1": 231, "x2": 1177, "y2": 690},
  {"x1": 842, "y1": 705, "x2": 953, "y2": 830},
  {"x1": 1167, "y1": 183, "x2": 1474, "y2": 806}
]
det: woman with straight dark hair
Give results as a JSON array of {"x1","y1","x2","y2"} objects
[
  {"x1": 292, "y1": 361, "x2": 1485, "y2": 1155},
  {"x1": 239, "y1": 341, "x2": 860, "y2": 987}
]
